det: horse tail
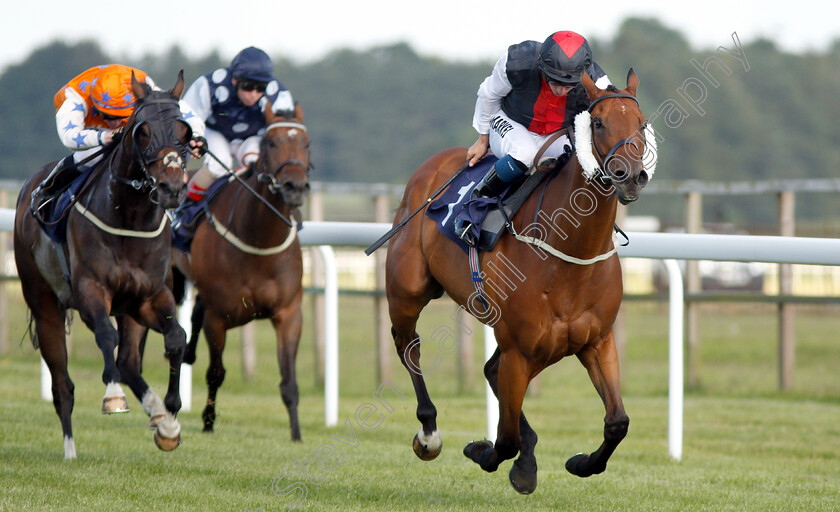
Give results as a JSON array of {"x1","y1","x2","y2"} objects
[
  {"x1": 182, "y1": 294, "x2": 205, "y2": 365},
  {"x1": 24, "y1": 309, "x2": 38, "y2": 350},
  {"x1": 171, "y1": 266, "x2": 187, "y2": 304}
]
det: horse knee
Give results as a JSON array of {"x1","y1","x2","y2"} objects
[
  {"x1": 604, "y1": 415, "x2": 629, "y2": 443},
  {"x1": 279, "y1": 381, "x2": 299, "y2": 408},
  {"x1": 206, "y1": 366, "x2": 226, "y2": 389}
]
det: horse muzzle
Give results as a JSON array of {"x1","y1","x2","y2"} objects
[
  {"x1": 279, "y1": 180, "x2": 310, "y2": 208},
  {"x1": 156, "y1": 180, "x2": 186, "y2": 209}
]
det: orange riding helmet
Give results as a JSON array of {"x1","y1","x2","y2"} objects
[{"x1": 89, "y1": 64, "x2": 148, "y2": 117}]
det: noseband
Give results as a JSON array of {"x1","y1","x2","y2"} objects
[{"x1": 586, "y1": 93, "x2": 644, "y2": 183}]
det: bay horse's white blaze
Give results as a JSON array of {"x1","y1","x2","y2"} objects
[
  {"x1": 64, "y1": 435, "x2": 76, "y2": 460},
  {"x1": 416, "y1": 427, "x2": 442, "y2": 452}
]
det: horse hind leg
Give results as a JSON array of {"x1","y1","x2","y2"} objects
[
  {"x1": 566, "y1": 331, "x2": 629, "y2": 478},
  {"x1": 37, "y1": 309, "x2": 77, "y2": 459},
  {"x1": 387, "y1": 237, "x2": 444, "y2": 460},
  {"x1": 182, "y1": 294, "x2": 205, "y2": 365}
]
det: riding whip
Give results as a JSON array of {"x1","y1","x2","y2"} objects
[{"x1": 364, "y1": 160, "x2": 471, "y2": 256}]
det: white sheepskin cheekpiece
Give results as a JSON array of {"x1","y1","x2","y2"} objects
[
  {"x1": 573, "y1": 111, "x2": 600, "y2": 179},
  {"x1": 573, "y1": 111, "x2": 658, "y2": 180}
]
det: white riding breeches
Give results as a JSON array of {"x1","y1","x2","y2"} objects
[
  {"x1": 204, "y1": 129, "x2": 262, "y2": 177},
  {"x1": 488, "y1": 111, "x2": 571, "y2": 170}
]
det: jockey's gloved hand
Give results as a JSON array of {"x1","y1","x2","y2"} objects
[
  {"x1": 110, "y1": 127, "x2": 124, "y2": 145},
  {"x1": 190, "y1": 135, "x2": 208, "y2": 158}
]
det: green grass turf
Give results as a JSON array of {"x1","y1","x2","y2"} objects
[{"x1": 1, "y1": 289, "x2": 838, "y2": 511}]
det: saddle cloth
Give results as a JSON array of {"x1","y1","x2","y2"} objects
[
  {"x1": 425, "y1": 155, "x2": 519, "y2": 254},
  {"x1": 34, "y1": 168, "x2": 95, "y2": 244}
]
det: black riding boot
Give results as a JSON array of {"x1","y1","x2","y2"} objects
[
  {"x1": 31, "y1": 156, "x2": 78, "y2": 214},
  {"x1": 453, "y1": 164, "x2": 510, "y2": 245},
  {"x1": 472, "y1": 165, "x2": 508, "y2": 198}
]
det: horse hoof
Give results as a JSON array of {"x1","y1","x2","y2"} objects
[
  {"x1": 462, "y1": 440, "x2": 493, "y2": 463},
  {"x1": 412, "y1": 433, "x2": 442, "y2": 461},
  {"x1": 565, "y1": 452, "x2": 604, "y2": 478},
  {"x1": 153, "y1": 430, "x2": 182, "y2": 451},
  {"x1": 509, "y1": 461, "x2": 537, "y2": 494},
  {"x1": 102, "y1": 396, "x2": 130, "y2": 414},
  {"x1": 148, "y1": 413, "x2": 166, "y2": 430}
]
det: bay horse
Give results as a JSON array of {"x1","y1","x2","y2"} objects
[
  {"x1": 385, "y1": 70, "x2": 654, "y2": 493},
  {"x1": 14, "y1": 73, "x2": 192, "y2": 459},
  {"x1": 173, "y1": 103, "x2": 310, "y2": 439}
]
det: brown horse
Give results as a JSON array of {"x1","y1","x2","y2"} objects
[
  {"x1": 173, "y1": 103, "x2": 310, "y2": 439},
  {"x1": 385, "y1": 70, "x2": 653, "y2": 493},
  {"x1": 14, "y1": 73, "x2": 192, "y2": 459}
]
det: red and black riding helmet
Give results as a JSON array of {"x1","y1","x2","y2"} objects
[{"x1": 538, "y1": 30, "x2": 592, "y2": 85}]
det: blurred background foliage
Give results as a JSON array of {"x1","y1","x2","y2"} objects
[{"x1": 1, "y1": 17, "x2": 839, "y2": 226}]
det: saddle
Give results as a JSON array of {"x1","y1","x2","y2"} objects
[{"x1": 426, "y1": 155, "x2": 564, "y2": 254}]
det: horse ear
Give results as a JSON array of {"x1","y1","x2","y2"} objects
[
  {"x1": 171, "y1": 70, "x2": 185, "y2": 99},
  {"x1": 263, "y1": 99, "x2": 277, "y2": 123},
  {"x1": 581, "y1": 71, "x2": 599, "y2": 101},
  {"x1": 131, "y1": 72, "x2": 148, "y2": 101},
  {"x1": 626, "y1": 68, "x2": 639, "y2": 96},
  {"x1": 293, "y1": 102, "x2": 304, "y2": 123}
]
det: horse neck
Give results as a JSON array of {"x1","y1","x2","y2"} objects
[
  {"x1": 93, "y1": 141, "x2": 160, "y2": 223},
  {"x1": 228, "y1": 174, "x2": 293, "y2": 241},
  {"x1": 532, "y1": 159, "x2": 618, "y2": 258}
]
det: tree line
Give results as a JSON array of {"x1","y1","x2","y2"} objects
[{"x1": 1, "y1": 17, "x2": 838, "y2": 226}]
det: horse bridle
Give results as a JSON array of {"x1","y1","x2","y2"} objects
[
  {"x1": 586, "y1": 92, "x2": 647, "y2": 184},
  {"x1": 111, "y1": 97, "x2": 191, "y2": 194},
  {"x1": 255, "y1": 121, "x2": 312, "y2": 195}
]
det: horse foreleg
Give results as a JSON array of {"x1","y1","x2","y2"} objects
[
  {"x1": 272, "y1": 299, "x2": 303, "y2": 442},
  {"x1": 567, "y1": 331, "x2": 629, "y2": 478},
  {"x1": 116, "y1": 317, "x2": 165, "y2": 429},
  {"x1": 137, "y1": 293, "x2": 186, "y2": 451},
  {"x1": 476, "y1": 347, "x2": 540, "y2": 494},
  {"x1": 76, "y1": 283, "x2": 128, "y2": 414},
  {"x1": 201, "y1": 314, "x2": 228, "y2": 432},
  {"x1": 465, "y1": 349, "x2": 530, "y2": 474}
]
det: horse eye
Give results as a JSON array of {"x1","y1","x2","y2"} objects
[{"x1": 593, "y1": 118, "x2": 603, "y2": 129}]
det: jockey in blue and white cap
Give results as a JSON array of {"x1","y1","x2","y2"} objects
[{"x1": 181, "y1": 46, "x2": 295, "y2": 202}]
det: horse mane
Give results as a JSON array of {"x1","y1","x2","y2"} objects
[{"x1": 606, "y1": 84, "x2": 619, "y2": 93}]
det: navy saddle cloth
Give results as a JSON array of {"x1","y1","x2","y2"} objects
[
  {"x1": 35, "y1": 168, "x2": 95, "y2": 244},
  {"x1": 425, "y1": 155, "x2": 519, "y2": 254}
]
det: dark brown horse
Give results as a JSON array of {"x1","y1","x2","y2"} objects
[
  {"x1": 385, "y1": 70, "x2": 653, "y2": 493},
  {"x1": 14, "y1": 73, "x2": 192, "y2": 459},
  {"x1": 173, "y1": 103, "x2": 310, "y2": 439}
]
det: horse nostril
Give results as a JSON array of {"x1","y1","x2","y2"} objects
[
  {"x1": 610, "y1": 168, "x2": 628, "y2": 183},
  {"x1": 637, "y1": 171, "x2": 649, "y2": 188}
]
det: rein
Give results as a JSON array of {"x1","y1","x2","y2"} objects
[{"x1": 509, "y1": 93, "x2": 644, "y2": 265}]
